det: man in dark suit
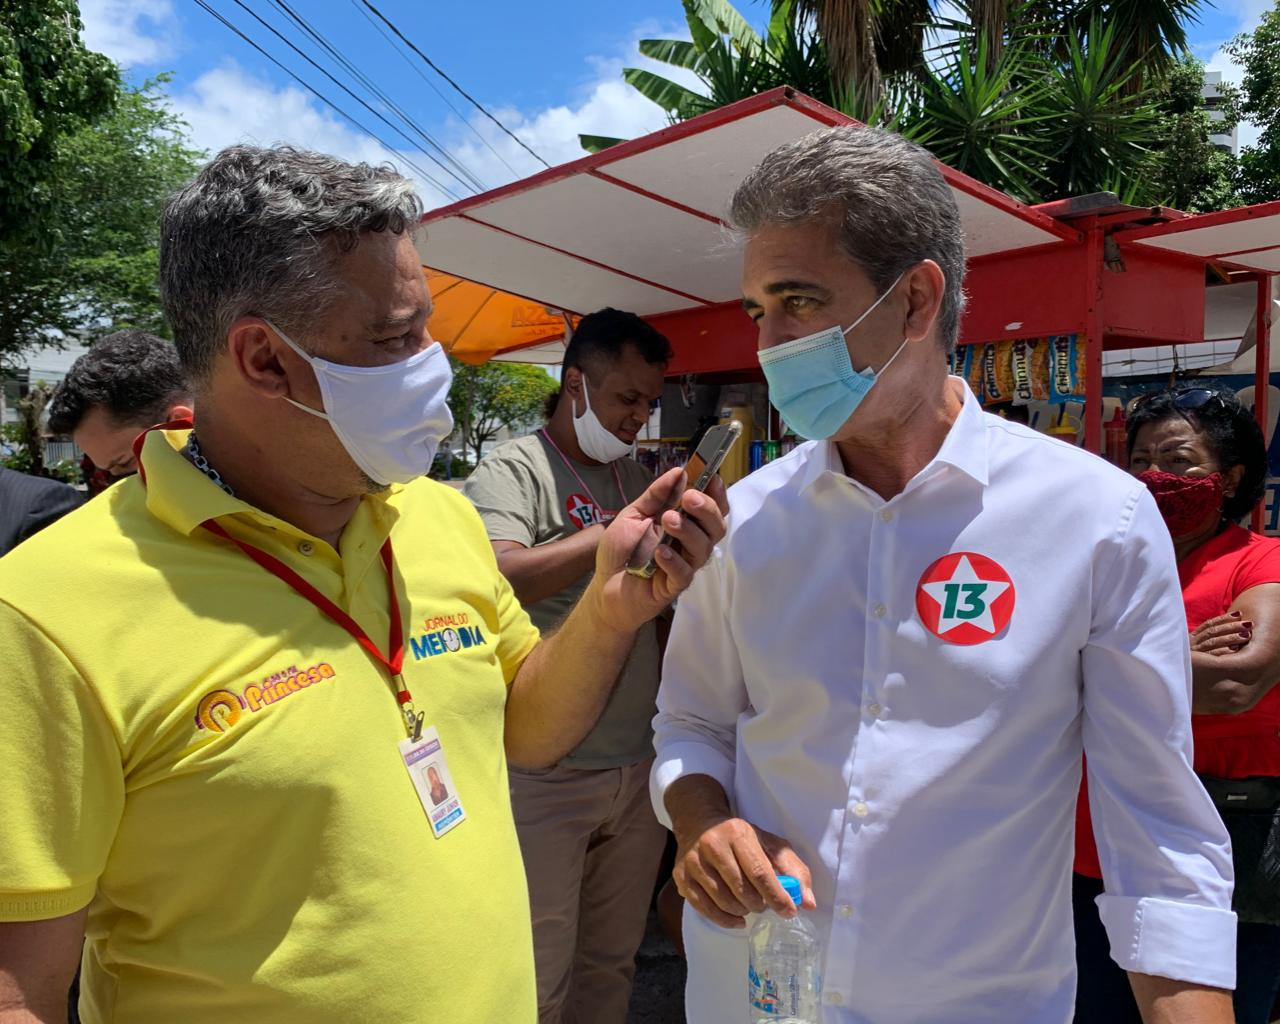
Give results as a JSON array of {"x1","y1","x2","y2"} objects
[{"x1": 0, "y1": 466, "x2": 83, "y2": 556}]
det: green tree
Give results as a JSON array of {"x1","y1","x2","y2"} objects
[
  {"x1": 778, "y1": 0, "x2": 928, "y2": 108},
  {"x1": 0, "y1": 0, "x2": 118, "y2": 245},
  {"x1": 581, "y1": 0, "x2": 828, "y2": 152},
  {"x1": 1143, "y1": 54, "x2": 1241, "y2": 211},
  {"x1": 591, "y1": 0, "x2": 1240, "y2": 209},
  {"x1": 447, "y1": 359, "x2": 559, "y2": 465},
  {"x1": 0, "y1": 76, "x2": 203, "y2": 362},
  {"x1": 0, "y1": 380, "x2": 72, "y2": 481},
  {"x1": 1227, "y1": 1, "x2": 1280, "y2": 204}
]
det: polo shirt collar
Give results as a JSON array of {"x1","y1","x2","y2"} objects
[
  {"x1": 140, "y1": 428, "x2": 401, "y2": 544},
  {"x1": 797, "y1": 376, "x2": 989, "y2": 495},
  {"x1": 142, "y1": 428, "x2": 253, "y2": 536}
]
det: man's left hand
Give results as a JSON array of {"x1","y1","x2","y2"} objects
[{"x1": 590, "y1": 467, "x2": 728, "y2": 634}]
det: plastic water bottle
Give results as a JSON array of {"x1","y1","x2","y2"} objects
[{"x1": 748, "y1": 874, "x2": 822, "y2": 1023}]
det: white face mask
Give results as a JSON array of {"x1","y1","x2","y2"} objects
[
  {"x1": 271, "y1": 320, "x2": 455, "y2": 486},
  {"x1": 572, "y1": 378, "x2": 634, "y2": 463}
]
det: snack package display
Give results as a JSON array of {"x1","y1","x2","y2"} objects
[
  {"x1": 1048, "y1": 334, "x2": 1087, "y2": 403},
  {"x1": 981, "y1": 341, "x2": 1015, "y2": 406},
  {"x1": 1010, "y1": 338, "x2": 1050, "y2": 405}
]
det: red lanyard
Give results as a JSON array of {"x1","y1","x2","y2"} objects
[
  {"x1": 539, "y1": 429, "x2": 627, "y2": 514},
  {"x1": 200, "y1": 519, "x2": 420, "y2": 738}
]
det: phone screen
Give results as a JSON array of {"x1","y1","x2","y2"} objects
[{"x1": 625, "y1": 422, "x2": 740, "y2": 577}]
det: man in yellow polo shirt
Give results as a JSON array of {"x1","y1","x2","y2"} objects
[{"x1": 0, "y1": 145, "x2": 725, "y2": 1024}]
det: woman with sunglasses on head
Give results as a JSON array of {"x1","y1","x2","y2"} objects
[{"x1": 1074, "y1": 386, "x2": 1280, "y2": 1024}]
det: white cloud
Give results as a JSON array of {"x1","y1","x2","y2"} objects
[
  {"x1": 164, "y1": 25, "x2": 704, "y2": 211},
  {"x1": 1216, "y1": 0, "x2": 1274, "y2": 33},
  {"x1": 173, "y1": 63, "x2": 400, "y2": 167},
  {"x1": 439, "y1": 50, "x2": 704, "y2": 194},
  {"x1": 78, "y1": 0, "x2": 179, "y2": 66}
]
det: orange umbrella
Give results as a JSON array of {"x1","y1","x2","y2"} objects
[{"x1": 425, "y1": 269, "x2": 579, "y2": 365}]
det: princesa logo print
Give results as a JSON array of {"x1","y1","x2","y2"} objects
[
  {"x1": 410, "y1": 612, "x2": 486, "y2": 661},
  {"x1": 195, "y1": 662, "x2": 338, "y2": 734}
]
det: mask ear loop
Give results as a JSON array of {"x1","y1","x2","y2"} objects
[
  {"x1": 876, "y1": 336, "x2": 912, "y2": 378},
  {"x1": 840, "y1": 270, "x2": 907, "y2": 339},
  {"x1": 266, "y1": 318, "x2": 330, "y2": 420},
  {"x1": 573, "y1": 375, "x2": 594, "y2": 423}
]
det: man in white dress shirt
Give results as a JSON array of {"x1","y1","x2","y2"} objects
[{"x1": 652, "y1": 126, "x2": 1236, "y2": 1023}]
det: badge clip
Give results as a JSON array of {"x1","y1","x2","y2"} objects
[{"x1": 409, "y1": 710, "x2": 425, "y2": 742}]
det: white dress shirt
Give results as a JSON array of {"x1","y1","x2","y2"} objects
[{"x1": 653, "y1": 381, "x2": 1235, "y2": 1024}]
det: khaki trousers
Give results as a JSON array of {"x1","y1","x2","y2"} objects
[{"x1": 510, "y1": 759, "x2": 667, "y2": 1024}]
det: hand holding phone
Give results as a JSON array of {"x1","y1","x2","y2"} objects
[{"x1": 626, "y1": 421, "x2": 742, "y2": 579}]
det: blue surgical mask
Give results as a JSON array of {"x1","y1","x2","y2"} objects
[{"x1": 757, "y1": 273, "x2": 907, "y2": 440}]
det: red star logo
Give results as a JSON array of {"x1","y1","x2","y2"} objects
[
  {"x1": 565, "y1": 493, "x2": 602, "y2": 531},
  {"x1": 916, "y1": 552, "x2": 1016, "y2": 645}
]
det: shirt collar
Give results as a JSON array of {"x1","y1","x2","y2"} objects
[
  {"x1": 141, "y1": 427, "x2": 254, "y2": 536},
  {"x1": 928, "y1": 378, "x2": 990, "y2": 487},
  {"x1": 797, "y1": 377, "x2": 989, "y2": 494},
  {"x1": 139, "y1": 427, "x2": 401, "y2": 542}
]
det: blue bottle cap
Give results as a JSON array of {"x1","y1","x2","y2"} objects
[{"x1": 778, "y1": 874, "x2": 803, "y2": 906}]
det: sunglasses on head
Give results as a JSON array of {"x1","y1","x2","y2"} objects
[{"x1": 1129, "y1": 388, "x2": 1229, "y2": 416}]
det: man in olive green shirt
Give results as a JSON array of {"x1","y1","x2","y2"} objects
[{"x1": 464, "y1": 308, "x2": 670, "y2": 1024}]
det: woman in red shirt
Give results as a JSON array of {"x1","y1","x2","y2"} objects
[{"x1": 1074, "y1": 386, "x2": 1280, "y2": 1023}]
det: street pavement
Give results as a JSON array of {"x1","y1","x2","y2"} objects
[{"x1": 627, "y1": 909, "x2": 687, "y2": 1024}]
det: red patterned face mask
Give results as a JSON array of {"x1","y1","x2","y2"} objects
[{"x1": 1137, "y1": 470, "x2": 1224, "y2": 537}]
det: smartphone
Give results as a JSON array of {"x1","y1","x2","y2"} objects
[{"x1": 626, "y1": 420, "x2": 742, "y2": 579}]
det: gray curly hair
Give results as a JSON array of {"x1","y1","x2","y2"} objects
[
  {"x1": 729, "y1": 126, "x2": 967, "y2": 352},
  {"x1": 159, "y1": 145, "x2": 423, "y2": 386}
]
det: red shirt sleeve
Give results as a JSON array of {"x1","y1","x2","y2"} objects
[{"x1": 1232, "y1": 536, "x2": 1280, "y2": 597}]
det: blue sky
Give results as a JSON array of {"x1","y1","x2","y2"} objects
[{"x1": 78, "y1": 0, "x2": 1271, "y2": 209}]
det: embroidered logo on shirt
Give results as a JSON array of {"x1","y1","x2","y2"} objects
[
  {"x1": 195, "y1": 662, "x2": 338, "y2": 733},
  {"x1": 915, "y1": 552, "x2": 1016, "y2": 645},
  {"x1": 410, "y1": 611, "x2": 487, "y2": 661},
  {"x1": 565, "y1": 492, "x2": 604, "y2": 530}
]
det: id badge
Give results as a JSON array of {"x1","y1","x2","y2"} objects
[{"x1": 399, "y1": 726, "x2": 467, "y2": 838}]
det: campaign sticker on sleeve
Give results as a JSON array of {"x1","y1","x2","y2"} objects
[
  {"x1": 915, "y1": 552, "x2": 1016, "y2": 645},
  {"x1": 399, "y1": 726, "x2": 467, "y2": 838},
  {"x1": 566, "y1": 493, "x2": 605, "y2": 530}
]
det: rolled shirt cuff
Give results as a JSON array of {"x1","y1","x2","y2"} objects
[
  {"x1": 649, "y1": 740, "x2": 736, "y2": 830},
  {"x1": 1097, "y1": 894, "x2": 1237, "y2": 990}
]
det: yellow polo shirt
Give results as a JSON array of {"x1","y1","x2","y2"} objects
[{"x1": 0, "y1": 429, "x2": 541, "y2": 1023}]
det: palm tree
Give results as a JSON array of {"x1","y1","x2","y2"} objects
[
  {"x1": 586, "y1": 0, "x2": 1214, "y2": 208},
  {"x1": 774, "y1": 0, "x2": 929, "y2": 109},
  {"x1": 1069, "y1": 0, "x2": 1205, "y2": 87},
  {"x1": 580, "y1": 0, "x2": 827, "y2": 153}
]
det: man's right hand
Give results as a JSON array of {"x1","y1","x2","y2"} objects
[{"x1": 667, "y1": 775, "x2": 815, "y2": 929}]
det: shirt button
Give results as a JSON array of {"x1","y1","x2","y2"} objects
[
  {"x1": 838, "y1": 904, "x2": 854, "y2": 918},
  {"x1": 873, "y1": 603, "x2": 887, "y2": 619},
  {"x1": 298, "y1": 541, "x2": 315, "y2": 556},
  {"x1": 867, "y1": 703, "x2": 882, "y2": 717},
  {"x1": 879, "y1": 508, "x2": 893, "y2": 522},
  {"x1": 827, "y1": 992, "x2": 844, "y2": 1005},
  {"x1": 853, "y1": 801, "x2": 870, "y2": 818}
]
